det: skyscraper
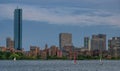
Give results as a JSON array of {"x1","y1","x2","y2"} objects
[
  {"x1": 84, "y1": 37, "x2": 91, "y2": 51},
  {"x1": 59, "y1": 33, "x2": 72, "y2": 49},
  {"x1": 91, "y1": 34, "x2": 106, "y2": 51},
  {"x1": 14, "y1": 8, "x2": 22, "y2": 50}
]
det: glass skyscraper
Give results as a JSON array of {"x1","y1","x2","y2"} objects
[{"x1": 14, "y1": 8, "x2": 22, "y2": 50}]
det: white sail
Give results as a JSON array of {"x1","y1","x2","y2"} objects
[
  {"x1": 99, "y1": 50, "x2": 103, "y2": 65},
  {"x1": 14, "y1": 57, "x2": 16, "y2": 61}
]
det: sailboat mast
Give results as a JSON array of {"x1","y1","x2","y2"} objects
[{"x1": 74, "y1": 51, "x2": 76, "y2": 64}]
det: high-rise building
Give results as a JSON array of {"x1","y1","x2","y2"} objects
[
  {"x1": 91, "y1": 34, "x2": 106, "y2": 51},
  {"x1": 6, "y1": 37, "x2": 14, "y2": 48},
  {"x1": 108, "y1": 37, "x2": 120, "y2": 57},
  {"x1": 84, "y1": 37, "x2": 91, "y2": 49},
  {"x1": 14, "y1": 8, "x2": 22, "y2": 50},
  {"x1": 59, "y1": 33, "x2": 72, "y2": 49}
]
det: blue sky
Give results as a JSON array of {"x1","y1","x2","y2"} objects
[{"x1": 0, "y1": 0, "x2": 120, "y2": 50}]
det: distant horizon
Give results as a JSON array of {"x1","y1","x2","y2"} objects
[{"x1": 0, "y1": 0, "x2": 120, "y2": 50}]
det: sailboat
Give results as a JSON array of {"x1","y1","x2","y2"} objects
[
  {"x1": 100, "y1": 56, "x2": 103, "y2": 65},
  {"x1": 99, "y1": 50, "x2": 103, "y2": 65},
  {"x1": 14, "y1": 57, "x2": 16, "y2": 61},
  {"x1": 74, "y1": 52, "x2": 77, "y2": 64}
]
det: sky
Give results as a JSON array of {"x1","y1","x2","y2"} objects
[{"x1": 0, "y1": 0, "x2": 120, "y2": 50}]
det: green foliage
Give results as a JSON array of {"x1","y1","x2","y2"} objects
[
  {"x1": 36, "y1": 55, "x2": 41, "y2": 59},
  {"x1": 1, "y1": 51, "x2": 120, "y2": 60},
  {"x1": 0, "y1": 51, "x2": 25, "y2": 60},
  {"x1": 9, "y1": 53, "x2": 20, "y2": 59},
  {"x1": 0, "y1": 52, "x2": 12, "y2": 60}
]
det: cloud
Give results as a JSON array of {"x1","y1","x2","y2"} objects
[
  {"x1": 0, "y1": 3, "x2": 120, "y2": 27},
  {"x1": 0, "y1": 0, "x2": 120, "y2": 11}
]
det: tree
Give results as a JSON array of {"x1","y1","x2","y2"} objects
[{"x1": 9, "y1": 53, "x2": 20, "y2": 60}]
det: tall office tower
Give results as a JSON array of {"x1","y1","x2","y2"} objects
[
  {"x1": 108, "y1": 37, "x2": 120, "y2": 57},
  {"x1": 84, "y1": 37, "x2": 91, "y2": 51},
  {"x1": 91, "y1": 34, "x2": 106, "y2": 51},
  {"x1": 14, "y1": 8, "x2": 22, "y2": 50},
  {"x1": 6, "y1": 37, "x2": 14, "y2": 48},
  {"x1": 59, "y1": 33, "x2": 72, "y2": 49}
]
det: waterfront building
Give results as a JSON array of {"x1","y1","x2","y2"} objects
[
  {"x1": 14, "y1": 8, "x2": 22, "y2": 50},
  {"x1": 0, "y1": 46, "x2": 6, "y2": 52},
  {"x1": 57, "y1": 50, "x2": 62, "y2": 58},
  {"x1": 91, "y1": 34, "x2": 106, "y2": 51},
  {"x1": 41, "y1": 50, "x2": 47, "y2": 59},
  {"x1": 49, "y1": 45, "x2": 58, "y2": 56},
  {"x1": 59, "y1": 33, "x2": 72, "y2": 50},
  {"x1": 63, "y1": 45, "x2": 73, "y2": 52},
  {"x1": 108, "y1": 37, "x2": 120, "y2": 57},
  {"x1": 30, "y1": 46, "x2": 40, "y2": 56},
  {"x1": 44, "y1": 44, "x2": 49, "y2": 57}
]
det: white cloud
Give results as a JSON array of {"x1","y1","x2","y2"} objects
[{"x1": 0, "y1": 3, "x2": 120, "y2": 27}]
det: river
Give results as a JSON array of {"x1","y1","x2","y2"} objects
[{"x1": 0, "y1": 60, "x2": 120, "y2": 71}]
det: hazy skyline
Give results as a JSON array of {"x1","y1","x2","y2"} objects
[{"x1": 0, "y1": 0, "x2": 120, "y2": 50}]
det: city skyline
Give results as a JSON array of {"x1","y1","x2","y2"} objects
[
  {"x1": 0, "y1": 0, "x2": 120, "y2": 50},
  {"x1": 1, "y1": 33, "x2": 119, "y2": 50}
]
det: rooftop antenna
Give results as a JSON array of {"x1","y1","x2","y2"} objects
[{"x1": 16, "y1": 0, "x2": 20, "y2": 9}]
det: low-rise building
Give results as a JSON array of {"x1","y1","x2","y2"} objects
[
  {"x1": 29, "y1": 46, "x2": 40, "y2": 57},
  {"x1": 57, "y1": 50, "x2": 62, "y2": 58},
  {"x1": 49, "y1": 45, "x2": 58, "y2": 56},
  {"x1": 41, "y1": 50, "x2": 47, "y2": 59},
  {"x1": 0, "y1": 46, "x2": 6, "y2": 52}
]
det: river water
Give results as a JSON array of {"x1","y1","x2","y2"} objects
[{"x1": 0, "y1": 60, "x2": 120, "y2": 71}]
